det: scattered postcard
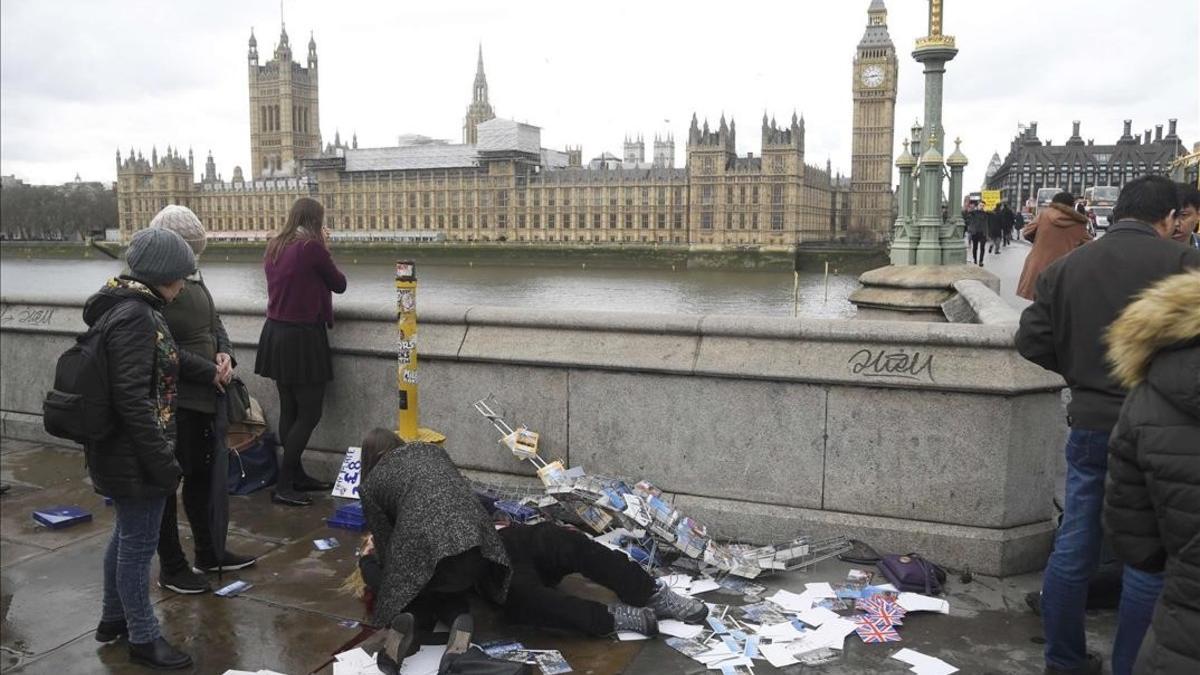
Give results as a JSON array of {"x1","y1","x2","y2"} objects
[
  {"x1": 892, "y1": 648, "x2": 959, "y2": 675},
  {"x1": 804, "y1": 582, "x2": 836, "y2": 598},
  {"x1": 659, "y1": 620, "x2": 705, "y2": 639},
  {"x1": 617, "y1": 631, "x2": 651, "y2": 641},
  {"x1": 717, "y1": 576, "x2": 767, "y2": 596},
  {"x1": 896, "y1": 592, "x2": 951, "y2": 614},
  {"x1": 664, "y1": 637, "x2": 711, "y2": 658},
  {"x1": 797, "y1": 606, "x2": 841, "y2": 628},
  {"x1": 314, "y1": 537, "x2": 340, "y2": 551},
  {"x1": 214, "y1": 580, "x2": 252, "y2": 597},
  {"x1": 846, "y1": 569, "x2": 874, "y2": 586}
]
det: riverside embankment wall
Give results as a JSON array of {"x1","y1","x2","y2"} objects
[{"x1": 0, "y1": 283, "x2": 1064, "y2": 576}]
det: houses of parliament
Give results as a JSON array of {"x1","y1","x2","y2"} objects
[{"x1": 116, "y1": 1, "x2": 899, "y2": 248}]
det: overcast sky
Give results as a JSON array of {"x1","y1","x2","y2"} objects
[{"x1": 2, "y1": 0, "x2": 1196, "y2": 191}]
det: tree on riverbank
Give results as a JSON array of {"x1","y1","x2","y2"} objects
[{"x1": 0, "y1": 182, "x2": 116, "y2": 240}]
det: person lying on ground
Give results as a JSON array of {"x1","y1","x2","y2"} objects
[{"x1": 352, "y1": 521, "x2": 709, "y2": 639}]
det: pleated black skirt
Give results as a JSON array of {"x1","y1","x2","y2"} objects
[{"x1": 254, "y1": 319, "x2": 333, "y2": 384}]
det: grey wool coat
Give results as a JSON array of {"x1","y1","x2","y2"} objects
[{"x1": 360, "y1": 442, "x2": 512, "y2": 626}]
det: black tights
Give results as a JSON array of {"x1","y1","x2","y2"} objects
[{"x1": 275, "y1": 381, "x2": 326, "y2": 489}]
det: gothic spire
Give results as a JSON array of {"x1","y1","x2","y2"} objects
[{"x1": 473, "y1": 43, "x2": 488, "y2": 104}]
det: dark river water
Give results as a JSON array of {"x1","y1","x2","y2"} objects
[{"x1": 0, "y1": 259, "x2": 859, "y2": 318}]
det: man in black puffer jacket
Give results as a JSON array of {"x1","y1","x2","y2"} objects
[
  {"x1": 85, "y1": 228, "x2": 218, "y2": 671},
  {"x1": 1104, "y1": 270, "x2": 1200, "y2": 674}
]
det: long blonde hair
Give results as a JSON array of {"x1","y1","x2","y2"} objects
[{"x1": 266, "y1": 197, "x2": 324, "y2": 262}]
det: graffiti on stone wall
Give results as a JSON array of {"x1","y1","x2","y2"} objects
[
  {"x1": 0, "y1": 306, "x2": 56, "y2": 327},
  {"x1": 846, "y1": 347, "x2": 936, "y2": 383}
]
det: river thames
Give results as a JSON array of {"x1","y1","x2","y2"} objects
[{"x1": 0, "y1": 258, "x2": 863, "y2": 318}]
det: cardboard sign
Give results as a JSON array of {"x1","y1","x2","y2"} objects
[
  {"x1": 331, "y1": 446, "x2": 362, "y2": 499},
  {"x1": 981, "y1": 190, "x2": 1002, "y2": 210}
]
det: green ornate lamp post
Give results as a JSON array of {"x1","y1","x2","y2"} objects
[
  {"x1": 906, "y1": 0, "x2": 966, "y2": 265},
  {"x1": 890, "y1": 140, "x2": 917, "y2": 265}
]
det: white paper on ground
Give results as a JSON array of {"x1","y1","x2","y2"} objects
[
  {"x1": 756, "y1": 621, "x2": 806, "y2": 641},
  {"x1": 686, "y1": 579, "x2": 722, "y2": 596},
  {"x1": 793, "y1": 617, "x2": 858, "y2": 653},
  {"x1": 220, "y1": 671, "x2": 259, "y2": 675},
  {"x1": 892, "y1": 648, "x2": 959, "y2": 675},
  {"x1": 694, "y1": 646, "x2": 739, "y2": 665},
  {"x1": 796, "y1": 606, "x2": 840, "y2": 627},
  {"x1": 896, "y1": 592, "x2": 951, "y2": 614},
  {"x1": 804, "y1": 582, "x2": 836, "y2": 598},
  {"x1": 705, "y1": 656, "x2": 752, "y2": 670},
  {"x1": 660, "y1": 574, "x2": 693, "y2": 592},
  {"x1": 617, "y1": 631, "x2": 652, "y2": 641},
  {"x1": 399, "y1": 646, "x2": 448, "y2": 675},
  {"x1": 766, "y1": 589, "x2": 814, "y2": 612},
  {"x1": 759, "y1": 643, "x2": 799, "y2": 668},
  {"x1": 659, "y1": 619, "x2": 705, "y2": 639}
]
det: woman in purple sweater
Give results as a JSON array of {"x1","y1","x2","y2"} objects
[{"x1": 254, "y1": 197, "x2": 347, "y2": 506}]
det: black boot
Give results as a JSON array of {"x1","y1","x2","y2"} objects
[
  {"x1": 438, "y1": 614, "x2": 475, "y2": 673},
  {"x1": 293, "y1": 469, "x2": 334, "y2": 492},
  {"x1": 376, "y1": 613, "x2": 416, "y2": 675},
  {"x1": 128, "y1": 637, "x2": 192, "y2": 670},
  {"x1": 272, "y1": 458, "x2": 311, "y2": 506}
]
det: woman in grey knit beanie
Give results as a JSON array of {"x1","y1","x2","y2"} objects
[{"x1": 146, "y1": 205, "x2": 259, "y2": 593}]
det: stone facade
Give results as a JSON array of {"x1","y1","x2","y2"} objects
[
  {"x1": 986, "y1": 119, "x2": 1187, "y2": 210},
  {"x1": 247, "y1": 26, "x2": 320, "y2": 179},
  {"x1": 117, "y1": 2, "x2": 901, "y2": 247}
]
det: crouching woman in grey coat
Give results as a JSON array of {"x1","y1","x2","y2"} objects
[
  {"x1": 1103, "y1": 270, "x2": 1200, "y2": 674},
  {"x1": 359, "y1": 428, "x2": 512, "y2": 671}
]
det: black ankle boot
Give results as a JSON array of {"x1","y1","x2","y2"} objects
[
  {"x1": 128, "y1": 637, "x2": 192, "y2": 670},
  {"x1": 376, "y1": 613, "x2": 415, "y2": 675}
]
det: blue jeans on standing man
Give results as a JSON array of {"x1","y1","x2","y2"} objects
[
  {"x1": 1041, "y1": 428, "x2": 1164, "y2": 674},
  {"x1": 101, "y1": 495, "x2": 168, "y2": 644}
]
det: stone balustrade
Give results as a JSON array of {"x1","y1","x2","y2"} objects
[{"x1": 0, "y1": 285, "x2": 1065, "y2": 575}]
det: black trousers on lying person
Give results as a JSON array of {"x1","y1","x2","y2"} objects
[{"x1": 498, "y1": 523, "x2": 657, "y2": 637}]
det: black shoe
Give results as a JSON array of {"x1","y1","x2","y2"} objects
[
  {"x1": 292, "y1": 475, "x2": 334, "y2": 492},
  {"x1": 128, "y1": 637, "x2": 192, "y2": 670},
  {"x1": 271, "y1": 489, "x2": 312, "y2": 506},
  {"x1": 195, "y1": 550, "x2": 258, "y2": 573},
  {"x1": 95, "y1": 618, "x2": 127, "y2": 643},
  {"x1": 377, "y1": 613, "x2": 416, "y2": 675},
  {"x1": 1025, "y1": 590, "x2": 1042, "y2": 616},
  {"x1": 1044, "y1": 652, "x2": 1102, "y2": 675},
  {"x1": 159, "y1": 567, "x2": 211, "y2": 595},
  {"x1": 439, "y1": 614, "x2": 474, "y2": 672}
]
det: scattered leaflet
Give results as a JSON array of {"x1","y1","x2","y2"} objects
[
  {"x1": 896, "y1": 593, "x2": 951, "y2": 614},
  {"x1": 892, "y1": 648, "x2": 959, "y2": 675}
]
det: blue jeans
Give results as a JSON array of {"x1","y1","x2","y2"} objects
[
  {"x1": 101, "y1": 495, "x2": 167, "y2": 644},
  {"x1": 1042, "y1": 428, "x2": 1163, "y2": 673}
]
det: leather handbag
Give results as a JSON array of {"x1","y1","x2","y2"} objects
[{"x1": 877, "y1": 553, "x2": 947, "y2": 595}]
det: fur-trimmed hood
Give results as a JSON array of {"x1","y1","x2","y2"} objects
[{"x1": 1107, "y1": 269, "x2": 1200, "y2": 389}]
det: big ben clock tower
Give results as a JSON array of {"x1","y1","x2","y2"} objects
[{"x1": 849, "y1": 0, "x2": 898, "y2": 240}]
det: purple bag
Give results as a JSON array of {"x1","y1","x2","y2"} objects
[{"x1": 877, "y1": 553, "x2": 947, "y2": 595}]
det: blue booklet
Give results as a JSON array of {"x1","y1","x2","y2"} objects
[
  {"x1": 326, "y1": 502, "x2": 366, "y2": 531},
  {"x1": 32, "y1": 506, "x2": 92, "y2": 529}
]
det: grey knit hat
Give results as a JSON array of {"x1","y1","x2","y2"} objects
[
  {"x1": 126, "y1": 227, "x2": 196, "y2": 285},
  {"x1": 149, "y1": 204, "x2": 207, "y2": 256}
]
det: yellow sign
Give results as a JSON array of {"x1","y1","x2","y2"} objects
[{"x1": 981, "y1": 190, "x2": 1002, "y2": 210}]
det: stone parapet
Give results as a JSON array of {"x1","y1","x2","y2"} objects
[{"x1": 0, "y1": 289, "x2": 1065, "y2": 575}]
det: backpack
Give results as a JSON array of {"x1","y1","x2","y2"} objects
[{"x1": 43, "y1": 312, "x2": 117, "y2": 444}]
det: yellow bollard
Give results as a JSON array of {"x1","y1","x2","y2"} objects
[{"x1": 395, "y1": 260, "x2": 445, "y2": 444}]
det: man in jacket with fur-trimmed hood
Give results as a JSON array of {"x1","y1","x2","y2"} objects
[{"x1": 1104, "y1": 269, "x2": 1200, "y2": 674}]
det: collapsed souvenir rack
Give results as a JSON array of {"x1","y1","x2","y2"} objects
[{"x1": 472, "y1": 397, "x2": 851, "y2": 579}]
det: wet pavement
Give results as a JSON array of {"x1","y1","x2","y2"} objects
[{"x1": 2, "y1": 439, "x2": 1118, "y2": 674}]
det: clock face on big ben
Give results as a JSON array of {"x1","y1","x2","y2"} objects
[{"x1": 860, "y1": 65, "x2": 885, "y2": 88}]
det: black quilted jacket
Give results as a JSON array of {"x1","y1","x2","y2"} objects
[{"x1": 81, "y1": 277, "x2": 210, "y2": 498}]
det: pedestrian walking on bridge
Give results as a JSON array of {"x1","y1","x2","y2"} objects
[{"x1": 1016, "y1": 192, "x2": 1092, "y2": 301}]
